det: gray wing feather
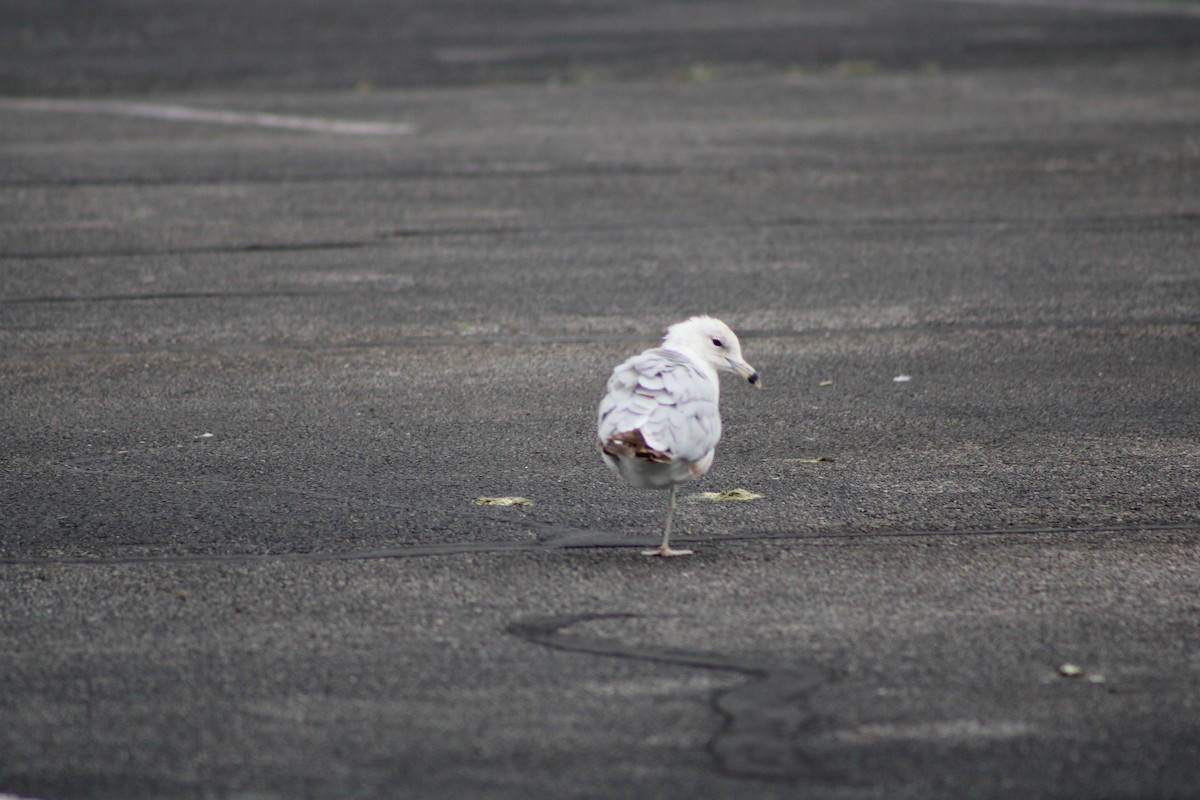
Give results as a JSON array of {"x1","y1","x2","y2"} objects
[{"x1": 597, "y1": 348, "x2": 721, "y2": 462}]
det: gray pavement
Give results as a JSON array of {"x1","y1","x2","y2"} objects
[{"x1": 2, "y1": 1, "x2": 1200, "y2": 798}]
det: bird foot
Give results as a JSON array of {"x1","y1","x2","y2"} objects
[{"x1": 641, "y1": 546, "x2": 694, "y2": 557}]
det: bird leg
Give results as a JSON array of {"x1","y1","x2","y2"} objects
[{"x1": 643, "y1": 485, "x2": 693, "y2": 557}]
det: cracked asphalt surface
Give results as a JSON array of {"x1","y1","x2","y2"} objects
[{"x1": 2, "y1": 1, "x2": 1199, "y2": 798}]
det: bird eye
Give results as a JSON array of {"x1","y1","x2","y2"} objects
[{"x1": 711, "y1": 337, "x2": 723, "y2": 347}]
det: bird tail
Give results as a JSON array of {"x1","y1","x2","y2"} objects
[{"x1": 601, "y1": 429, "x2": 672, "y2": 463}]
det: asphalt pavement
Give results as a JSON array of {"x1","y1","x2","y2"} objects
[{"x1": 2, "y1": 1, "x2": 1199, "y2": 798}]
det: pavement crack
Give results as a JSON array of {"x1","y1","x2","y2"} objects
[
  {"x1": 5, "y1": 212, "x2": 1197, "y2": 264},
  {"x1": 4, "y1": 316, "x2": 1196, "y2": 357},
  {"x1": 0, "y1": 239, "x2": 373, "y2": 266},
  {"x1": 507, "y1": 612, "x2": 838, "y2": 781},
  {"x1": 507, "y1": 613, "x2": 766, "y2": 674},
  {"x1": 2, "y1": 524, "x2": 1198, "y2": 567}
]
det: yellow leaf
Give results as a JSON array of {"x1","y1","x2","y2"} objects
[
  {"x1": 693, "y1": 489, "x2": 764, "y2": 502},
  {"x1": 473, "y1": 496, "x2": 533, "y2": 507}
]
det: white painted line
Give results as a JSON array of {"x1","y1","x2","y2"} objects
[
  {"x1": 0, "y1": 98, "x2": 416, "y2": 135},
  {"x1": 933, "y1": 0, "x2": 1200, "y2": 16}
]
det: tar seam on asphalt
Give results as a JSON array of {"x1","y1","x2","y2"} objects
[
  {"x1": 507, "y1": 612, "x2": 839, "y2": 781},
  {"x1": 1, "y1": 524, "x2": 1197, "y2": 567},
  {"x1": 3, "y1": 318, "x2": 1198, "y2": 360},
  {"x1": 3, "y1": 211, "x2": 1197, "y2": 260}
]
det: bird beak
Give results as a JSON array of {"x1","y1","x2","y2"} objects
[{"x1": 730, "y1": 358, "x2": 761, "y2": 388}]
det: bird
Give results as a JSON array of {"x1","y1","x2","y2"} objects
[{"x1": 597, "y1": 316, "x2": 760, "y2": 556}]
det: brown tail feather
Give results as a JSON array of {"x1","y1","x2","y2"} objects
[{"x1": 602, "y1": 429, "x2": 672, "y2": 463}]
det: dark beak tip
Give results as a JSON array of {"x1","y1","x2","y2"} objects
[{"x1": 748, "y1": 372, "x2": 760, "y2": 386}]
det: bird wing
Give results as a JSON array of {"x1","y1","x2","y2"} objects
[{"x1": 597, "y1": 348, "x2": 721, "y2": 463}]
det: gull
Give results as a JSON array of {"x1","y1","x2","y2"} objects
[{"x1": 597, "y1": 316, "x2": 760, "y2": 556}]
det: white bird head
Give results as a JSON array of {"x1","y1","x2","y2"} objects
[{"x1": 662, "y1": 316, "x2": 760, "y2": 387}]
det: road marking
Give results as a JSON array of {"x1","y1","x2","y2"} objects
[
  {"x1": 937, "y1": 0, "x2": 1200, "y2": 16},
  {"x1": 0, "y1": 97, "x2": 416, "y2": 135}
]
